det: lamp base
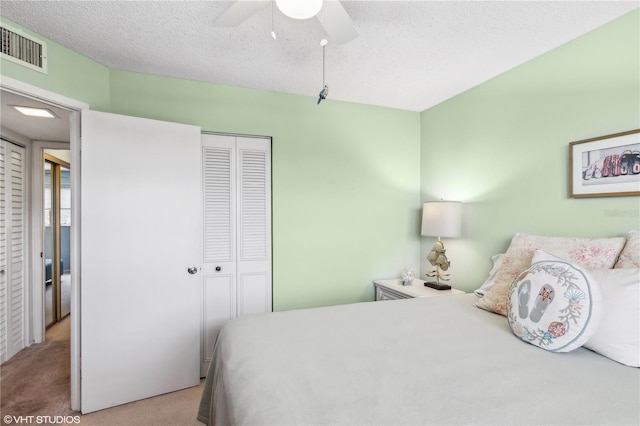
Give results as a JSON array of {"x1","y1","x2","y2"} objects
[{"x1": 424, "y1": 281, "x2": 452, "y2": 291}]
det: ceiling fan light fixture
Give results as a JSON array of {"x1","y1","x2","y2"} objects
[{"x1": 276, "y1": 0, "x2": 323, "y2": 20}]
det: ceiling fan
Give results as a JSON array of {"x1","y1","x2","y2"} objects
[{"x1": 215, "y1": 0, "x2": 358, "y2": 45}]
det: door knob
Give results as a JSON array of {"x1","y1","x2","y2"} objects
[
  {"x1": 187, "y1": 266, "x2": 198, "y2": 275},
  {"x1": 215, "y1": 266, "x2": 222, "y2": 272}
]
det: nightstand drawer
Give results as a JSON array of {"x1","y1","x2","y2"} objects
[
  {"x1": 376, "y1": 286, "x2": 411, "y2": 301},
  {"x1": 373, "y1": 279, "x2": 464, "y2": 301}
]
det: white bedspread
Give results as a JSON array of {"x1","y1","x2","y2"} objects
[{"x1": 198, "y1": 293, "x2": 639, "y2": 425}]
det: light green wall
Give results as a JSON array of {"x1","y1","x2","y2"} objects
[
  {"x1": 420, "y1": 10, "x2": 640, "y2": 293},
  {"x1": 1, "y1": 17, "x2": 421, "y2": 311},
  {"x1": 0, "y1": 18, "x2": 111, "y2": 111},
  {"x1": 4, "y1": 10, "x2": 638, "y2": 305},
  {"x1": 108, "y1": 71, "x2": 421, "y2": 310}
]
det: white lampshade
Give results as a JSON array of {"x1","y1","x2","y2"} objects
[
  {"x1": 421, "y1": 201, "x2": 462, "y2": 238},
  {"x1": 276, "y1": 0, "x2": 323, "y2": 20}
]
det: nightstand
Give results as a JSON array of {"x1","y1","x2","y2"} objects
[{"x1": 373, "y1": 278, "x2": 465, "y2": 301}]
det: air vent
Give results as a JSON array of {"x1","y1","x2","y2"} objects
[{"x1": 1, "y1": 23, "x2": 47, "y2": 73}]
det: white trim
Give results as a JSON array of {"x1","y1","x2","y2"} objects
[
  {"x1": 0, "y1": 76, "x2": 89, "y2": 110},
  {"x1": 69, "y1": 110, "x2": 81, "y2": 411},
  {"x1": 23, "y1": 143, "x2": 31, "y2": 353},
  {"x1": 0, "y1": 77, "x2": 86, "y2": 411}
]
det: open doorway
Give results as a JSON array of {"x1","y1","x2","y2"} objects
[
  {"x1": 0, "y1": 88, "x2": 72, "y2": 338},
  {"x1": 44, "y1": 152, "x2": 71, "y2": 328},
  {"x1": 1, "y1": 87, "x2": 76, "y2": 411},
  {"x1": 1, "y1": 78, "x2": 86, "y2": 411}
]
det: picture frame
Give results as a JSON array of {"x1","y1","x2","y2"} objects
[{"x1": 569, "y1": 129, "x2": 640, "y2": 198}]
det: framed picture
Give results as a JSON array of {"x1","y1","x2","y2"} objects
[{"x1": 569, "y1": 129, "x2": 640, "y2": 198}]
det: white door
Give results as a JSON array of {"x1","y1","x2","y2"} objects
[
  {"x1": 200, "y1": 134, "x2": 271, "y2": 376},
  {"x1": 200, "y1": 135, "x2": 236, "y2": 377},
  {"x1": 80, "y1": 110, "x2": 202, "y2": 413},
  {"x1": 0, "y1": 140, "x2": 26, "y2": 364},
  {"x1": 236, "y1": 137, "x2": 272, "y2": 316}
]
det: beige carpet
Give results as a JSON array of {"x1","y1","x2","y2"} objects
[{"x1": 1, "y1": 317, "x2": 204, "y2": 426}]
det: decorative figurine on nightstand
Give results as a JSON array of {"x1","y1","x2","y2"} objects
[
  {"x1": 400, "y1": 270, "x2": 415, "y2": 286},
  {"x1": 425, "y1": 240, "x2": 452, "y2": 290}
]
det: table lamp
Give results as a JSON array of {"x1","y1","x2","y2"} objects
[{"x1": 421, "y1": 201, "x2": 462, "y2": 290}]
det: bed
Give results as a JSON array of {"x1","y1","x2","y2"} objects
[{"x1": 197, "y1": 232, "x2": 640, "y2": 425}]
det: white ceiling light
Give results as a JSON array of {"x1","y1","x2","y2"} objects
[
  {"x1": 12, "y1": 105, "x2": 57, "y2": 118},
  {"x1": 276, "y1": 0, "x2": 323, "y2": 20}
]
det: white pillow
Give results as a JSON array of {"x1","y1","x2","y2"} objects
[
  {"x1": 506, "y1": 250, "x2": 602, "y2": 353},
  {"x1": 583, "y1": 268, "x2": 640, "y2": 367},
  {"x1": 474, "y1": 253, "x2": 504, "y2": 297}
]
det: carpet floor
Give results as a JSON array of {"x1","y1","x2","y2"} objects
[
  {"x1": 1, "y1": 317, "x2": 74, "y2": 419},
  {"x1": 1, "y1": 317, "x2": 204, "y2": 426}
]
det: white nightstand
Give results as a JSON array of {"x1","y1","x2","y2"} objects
[{"x1": 373, "y1": 278, "x2": 465, "y2": 301}]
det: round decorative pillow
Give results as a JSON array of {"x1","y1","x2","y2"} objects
[{"x1": 506, "y1": 250, "x2": 602, "y2": 352}]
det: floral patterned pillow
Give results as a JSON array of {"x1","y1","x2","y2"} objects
[
  {"x1": 614, "y1": 230, "x2": 640, "y2": 268},
  {"x1": 506, "y1": 250, "x2": 602, "y2": 352},
  {"x1": 476, "y1": 233, "x2": 624, "y2": 316}
]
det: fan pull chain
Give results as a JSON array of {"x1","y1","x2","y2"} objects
[
  {"x1": 322, "y1": 44, "x2": 325, "y2": 86},
  {"x1": 317, "y1": 39, "x2": 329, "y2": 105},
  {"x1": 270, "y1": 1, "x2": 276, "y2": 40}
]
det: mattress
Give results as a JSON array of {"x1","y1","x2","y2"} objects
[{"x1": 198, "y1": 293, "x2": 639, "y2": 425}]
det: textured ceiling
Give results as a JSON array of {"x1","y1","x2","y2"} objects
[{"x1": 1, "y1": 1, "x2": 638, "y2": 112}]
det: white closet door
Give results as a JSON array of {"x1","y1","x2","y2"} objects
[
  {"x1": 0, "y1": 140, "x2": 26, "y2": 364},
  {"x1": 200, "y1": 134, "x2": 236, "y2": 377},
  {"x1": 236, "y1": 137, "x2": 271, "y2": 316},
  {"x1": 200, "y1": 134, "x2": 271, "y2": 377}
]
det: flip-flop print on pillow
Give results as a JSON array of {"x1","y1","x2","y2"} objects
[{"x1": 507, "y1": 250, "x2": 602, "y2": 353}]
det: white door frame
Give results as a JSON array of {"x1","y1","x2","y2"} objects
[{"x1": 0, "y1": 76, "x2": 88, "y2": 411}]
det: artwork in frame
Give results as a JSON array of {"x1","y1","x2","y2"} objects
[{"x1": 569, "y1": 129, "x2": 640, "y2": 198}]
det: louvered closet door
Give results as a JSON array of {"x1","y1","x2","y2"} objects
[
  {"x1": 236, "y1": 137, "x2": 272, "y2": 316},
  {"x1": 0, "y1": 140, "x2": 26, "y2": 364},
  {"x1": 201, "y1": 135, "x2": 236, "y2": 377},
  {"x1": 200, "y1": 134, "x2": 271, "y2": 377}
]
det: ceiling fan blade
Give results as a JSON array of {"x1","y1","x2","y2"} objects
[
  {"x1": 214, "y1": 0, "x2": 271, "y2": 27},
  {"x1": 317, "y1": 0, "x2": 358, "y2": 45}
]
